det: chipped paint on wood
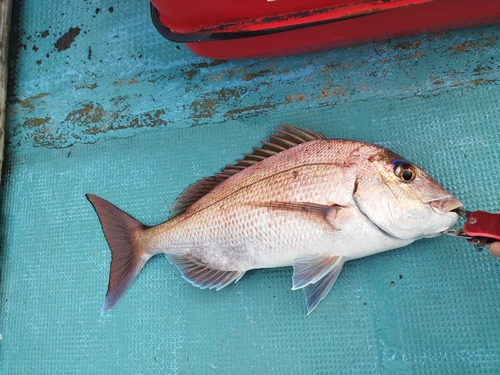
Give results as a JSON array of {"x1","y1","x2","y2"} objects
[
  {"x1": 10, "y1": 93, "x2": 49, "y2": 111},
  {"x1": 5, "y1": 2, "x2": 500, "y2": 149},
  {"x1": 55, "y1": 27, "x2": 81, "y2": 52},
  {"x1": 23, "y1": 117, "x2": 51, "y2": 127},
  {"x1": 224, "y1": 101, "x2": 276, "y2": 119}
]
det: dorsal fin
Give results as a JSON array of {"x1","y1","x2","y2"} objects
[{"x1": 169, "y1": 124, "x2": 326, "y2": 216}]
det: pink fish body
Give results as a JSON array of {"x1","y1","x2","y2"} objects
[{"x1": 88, "y1": 125, "x2": 461, "y2": 314}]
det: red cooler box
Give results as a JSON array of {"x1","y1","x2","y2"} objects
[{"x1": 150, "y1": 0, "x2": 500, "y2": 59}]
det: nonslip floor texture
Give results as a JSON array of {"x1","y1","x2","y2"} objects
[{"x1": 1, "y1": 1, "x2": 500, "y2": 374}]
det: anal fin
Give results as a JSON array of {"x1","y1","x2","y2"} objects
[
  {"x1": 292, "y1": 255, "x2": 345, "y2": 314},
  {"x1": 166, "y1": 254, "x2": 245, "y2": 290}
]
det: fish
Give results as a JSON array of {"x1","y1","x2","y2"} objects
[{"x1": 87, "y1": 124, "x2": 462, "y2": 314}]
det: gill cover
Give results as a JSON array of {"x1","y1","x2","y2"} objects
[{"x1": 354, "y1": 159, "x2": 461, "y2": 240}]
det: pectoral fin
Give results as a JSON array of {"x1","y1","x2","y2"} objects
[
  {"x1": 292, "y1": 255, "x2": 345, "y2": 314},
  {"x1": 260, "y1": 202, "x2": 342, "y2": 231}
]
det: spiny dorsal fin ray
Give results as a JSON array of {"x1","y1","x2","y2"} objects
[{"x1": 169, "y1": 124, "x2": 326, "y2": 216}]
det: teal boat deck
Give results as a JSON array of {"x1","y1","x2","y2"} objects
[{"x1": 1, "y1": 2, "x2": 500, "y2": 374}]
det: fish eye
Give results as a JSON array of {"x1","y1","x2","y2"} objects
[{"x1": 393, "y1": 162, "x2": 417, "y2": 182}]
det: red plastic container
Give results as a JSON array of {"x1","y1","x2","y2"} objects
[{"x1": 150, "y1": 0, "x2": 500, "y2": 59}]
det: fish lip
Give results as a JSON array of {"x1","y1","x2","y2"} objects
[{"x1": 426, "y1": 196, "x2": 463, "y2": 214}]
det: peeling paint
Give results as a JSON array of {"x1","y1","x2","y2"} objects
[
  {"x1": 23, "y1": 117, "x2": 51, "y2": 127},
  {"x1": 323, "y1": 62, "x2": 350, "y2": 74},
  {"x1": 285, "y1": 94, "x2": 307, "y2": 105},
  {"x1": 180, "y1": 60, "x2": 230, "y2": 81},
  {"x1": 82, "y1": 110, "x2": 167, "y2": 135},
  {"x1": 190, "y1": 88, "x2": 247, "y2": 120},
  {"x1": 319, "y1": 84, "x2": 349, "y2": 99},
  {"x1": 181, "y1": 69, "x2": 198, "y2": 80},
  {"x1": 393, "y1": 39, "x2": 422, "y2": 50},
  {"x1": 65, "y1": 104, "x2": 119, "y2": 125},
  {"x1": 470, "y1": 78, "x2": 496, "y2": 86},
  {"x1": 113, "y1": 77, "x2": 139, "y2": 86},
  {"x1": 224, "y1": 101, "x2": 276, "y2": 118},
  {"x1": 32, "y1": 132, "x2": 66, "y2": 148},
  {"x1": 243, "y1": 70, "x2": 271, "y2": 81},
  {"x1": 128, "y1": 112, "x2": 168, "y2": 129},
  {"x1": 448, "y1": 41, "x2": 480, "y2": 53},
  {"x1": 75, "y1": 83, "x2": 98, "y2": 90},
  {"x1": 210, "y1": 72, "x2": 224, "y2": 83},
  {"x1": 6, "y1": 17, "x2": 500, "y2": 149},
  {"x1": 10, "y1": 93, "x2": 50, "y2": 111},
  {"x1": 447, "y1": 36, "x2": 498, "y2": 53},
  {"x1": 192, "y1": 60, "x2": 227, "y2": 69},
  {"x1": 55, "y1": 27, "x2": 81, "y2": 52}
]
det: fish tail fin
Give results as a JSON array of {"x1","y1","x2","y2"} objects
[{"x1": 86, "y1": 194, "x2": 151, "y2": 313}]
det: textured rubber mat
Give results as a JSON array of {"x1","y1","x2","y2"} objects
[{"x1": 1, "y1": 1, "x2": 500, "y2": 374}]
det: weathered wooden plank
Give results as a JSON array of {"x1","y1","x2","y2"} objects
[{"x1": 0, "y1": 0, "x2": 12, "y2": 180}]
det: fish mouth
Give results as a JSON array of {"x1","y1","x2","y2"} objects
[{"x1": 427, "y1": 196, "x2": 463, "y2": 214}]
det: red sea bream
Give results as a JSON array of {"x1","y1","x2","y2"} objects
[{"x1": 87, "y1": 125, "x2": 462, "y2": 314}]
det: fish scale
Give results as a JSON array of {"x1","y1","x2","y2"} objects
[{"x1": 87, "y1": 125, "x2": 462, "y2": 314}]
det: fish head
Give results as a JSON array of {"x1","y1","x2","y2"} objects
[{"x1": 353, "y1": 150, "x2": 462, "y2": 240}]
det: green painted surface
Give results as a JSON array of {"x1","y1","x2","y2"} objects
[{"x1": 1, "y1": 1, "x2": 500, "y2": 374}]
